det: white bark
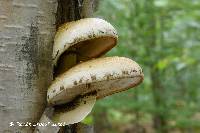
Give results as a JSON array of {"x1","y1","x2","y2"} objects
[{"x1": 0, "y1": 0, "x2": 56, "y2": 132}]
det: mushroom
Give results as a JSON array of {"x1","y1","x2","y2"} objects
[
  {"x1": 53, "y1": 18, "x2": 118, "y2": 75},
  {"x1": 52, "y1": 94, "x2": 96, "y2": 124},
  {"x1": 47, "y1": 18, "x2": 143, "y2": 126},
  {"x1": 48, "y1": 56, "x2": 143, "y2": 106}
]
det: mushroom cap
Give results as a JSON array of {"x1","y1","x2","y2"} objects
[
  {"x1": 52, "y1": 95, "x2": 96, "y2": 124},
  {"x1": 53, "y1": 18, "x2": 118, "y2": 66},
  {"x1": 47, "y1": 56, "x2": 144, "y2": 106}
]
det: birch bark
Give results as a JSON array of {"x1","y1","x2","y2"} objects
[{"x1": 0, "y1": 0, "x2": 56, "y2": 132}]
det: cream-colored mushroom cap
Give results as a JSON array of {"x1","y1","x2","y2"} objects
[
  {"x1": 47, "y1": 56, "x2": 144, "y2": 106},
  {"x1": 53, "y1": 18, "x2": 118, "y2": 66}
]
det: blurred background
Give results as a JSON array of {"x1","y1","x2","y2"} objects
[{"x1": 83, "y1": 0, "x2": 200, "y2": 133}]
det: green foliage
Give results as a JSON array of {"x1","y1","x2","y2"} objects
[
  {"x1": 91, "y1": 0, "x2": 200, "y2": 132},
  {"x1": 82, "y1": 115, "x2": 94, "y2": 125}
]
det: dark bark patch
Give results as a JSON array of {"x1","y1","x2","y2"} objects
[
  {"x1": 56, "y1": 0, "x2": 82, "y2": 29},
  {"x1": 16, "y1": 22, "x2": 39, "y2": 92}
]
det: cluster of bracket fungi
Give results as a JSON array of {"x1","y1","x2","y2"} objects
[{"x1": 46, "y1": 18, "x2": 144, "y2": 125}]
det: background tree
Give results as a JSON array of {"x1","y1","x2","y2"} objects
[{"x1": 86, "y1": 0, "x2": 200, "y2": 133}]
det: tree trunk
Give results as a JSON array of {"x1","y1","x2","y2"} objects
[
  {"x1": 151, "y1": 68, "x2": 168, "y2": 133},
  {"x1": 144, "y1": 0, "x2": 168, "y2": 133},
  {"x1": 0, "y1": 0, "x2": 56, "y2": 132},
  {"x1": 0, "y1": 0, "x2": 96, "y2": 132}
]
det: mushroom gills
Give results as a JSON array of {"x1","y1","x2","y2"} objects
[
  {"x1": 75, "y1": 36, "x2": 116, "y2": 61},
  {"x1": 52, "y1": 94, "x2": 96, "y2": 125},
  {"x1": 54, "y1": 37, "x2": 116, "y2": 76}
]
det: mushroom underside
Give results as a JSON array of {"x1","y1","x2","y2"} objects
[
  {"x1": 75, "y1": 36, "x2": 116, "y2": 61},
  {"x1": 52, "y1": 95, "x2": 96, "y2": 124},
  {"x1": 49, "y1": 76, "x2": 143, "y2": 106},
  {"x1": 54, "y1": 37, "x2": 116, "y2": 76}
]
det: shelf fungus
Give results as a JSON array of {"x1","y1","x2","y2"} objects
[
  {"x1": 48, "y1": 56, "x2": 143, "y2": 106},
  {"x1": 47, "y1": 18, "x2": 144, "y2": 126},
  {"x1": 53, "y1": 18, "x2": 118, "y2": 75}
]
